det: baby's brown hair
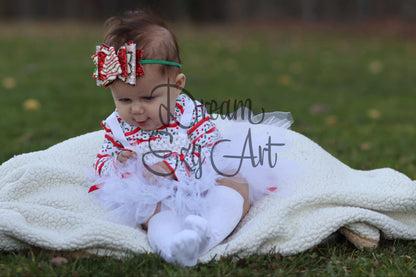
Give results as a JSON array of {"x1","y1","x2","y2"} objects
[{"x1": 104, "y1": 10, "x2": 181, "y2": 77}]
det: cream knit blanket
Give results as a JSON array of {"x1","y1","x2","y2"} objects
[{"x1": 1, "y1": 120, "x2": 415, "y2": 263}]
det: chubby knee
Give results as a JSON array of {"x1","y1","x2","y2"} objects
[{"x1": 216, "y1": 178, "x2": 250, "y2": 219}]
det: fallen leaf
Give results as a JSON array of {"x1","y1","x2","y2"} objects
[
  {"x1": 277, "y1": 74, "x2": 292, "y2": 86},
  {"x1": 325, "y1": 115, "x2": 338, "y2": 126},
  {"x1": 236, "y1": 258, "x2": 246, "y2": 267},
  {"x1": 360, "y1": 142, "x2": 372, "y2": 151},
  {"x1": 23, "y1": 99, "x2": 41, "y2": 111},
  {"x1": 367, "y1": 108, "x2": 381, "y2": 119},
  {"x1": 310, "y1": 104, "x2": 329, "y2": 115},
  {"x1": 360, "y1": 162, "x2": 372, "y2": 169},
  {"x1": 71, "y1": 250, "x2": 93, "y2": 259},
  {"x1": 50, "y1": 256, "x2": 68, "y2": 267},
  {"x1": 368, "y1": 60, "x2": 383, "y2": 74},
  {"x1": 2, "y1": 77, "x2": 16, "y2": 89},
  {"x1": 15, "y1": 133, "x2": 34, "y2": 142},
  {"x1": 371, "y1": 260, "x2": 381, "y2": 267}
]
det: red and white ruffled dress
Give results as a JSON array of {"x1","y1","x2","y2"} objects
[{"x1": 89, "y1": 94, "x2": 297, "y2": 227}]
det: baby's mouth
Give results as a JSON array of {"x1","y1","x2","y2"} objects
[{"x1": 136, "y1": 118, "x2": 149, "y2": 127}]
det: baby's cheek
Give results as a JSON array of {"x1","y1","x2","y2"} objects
[{"x1": 157, "y1": 107, "x2": 171, "y2": 125}]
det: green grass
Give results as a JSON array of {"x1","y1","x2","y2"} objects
[
  {"x1": 1, "y1": 20, "x2": 416, "y2": 275},
  {"x1": 1, "y1": 240, "x2": 416, "y2": 276}
]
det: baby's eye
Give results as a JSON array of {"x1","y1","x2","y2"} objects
[
  {"x1": 142, "y1": 96, "x2": 154, "y2": 101},
  {"x1": 119, "y1": 98, "x2": 131, "y2": 103}
]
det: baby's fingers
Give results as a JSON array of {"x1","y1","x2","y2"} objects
[{"x1": 117, "y1": 149, "x2": 137, "y2": 163}]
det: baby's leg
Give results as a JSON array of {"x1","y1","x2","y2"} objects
[
  {"x1": 217, "y1": 178, "x2": 250, "y2": 218},
  {"x1": 147, "y1": 210, "x2": 205, "y2": 266},
  {"x1": 202, "y1": 180, "x2": 250, "y2": 253},
  {"x1": 147, "y1": 179, "x2": 250, "y2": 263},
  {"x1": 147, "y1": 210, "x2": 182, "y2": 263}
]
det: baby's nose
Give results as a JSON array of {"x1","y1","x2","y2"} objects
[{"x1": 131, "y1": 102, "x2": 144, "y2": 114}]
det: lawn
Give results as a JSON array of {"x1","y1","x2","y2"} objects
[{"x1": 0, "y1": 19, "x2": 416, "y2": 276}]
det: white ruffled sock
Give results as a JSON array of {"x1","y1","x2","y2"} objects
[
  {"x1": 147, "y1": 210, "x2": 182, "y2": 263},
  {"x1": 147, "y1": 185, "x2": 244, "y2": 265},
  {"x1": 147, "y1": 211, "x2": 206, "y2": 266},
  {"x1": 183, "y1": 214, "x2": 211, "y2": 255},
  {"x1": 170, "y1": 229, "x2": 201, "y2": 266}
]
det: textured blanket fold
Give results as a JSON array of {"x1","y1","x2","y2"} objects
[{"x1": 1, "y1": 120, "x2": 415, "y2": 263}]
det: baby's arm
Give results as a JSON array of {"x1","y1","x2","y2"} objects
[{"x1": 94, "y1": 122, "x2": 126, "y2": 176}]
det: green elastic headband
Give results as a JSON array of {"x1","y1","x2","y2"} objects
[{"x1": 139, "y1": 60, "x2": 182, "y2": 68}]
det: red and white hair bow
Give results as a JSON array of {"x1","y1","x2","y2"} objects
[
  {"x1": 92, "y1": 41, "x2": 181, "y2": 87},
  {"x1": 92, "y1": 41, "x2": 144, "y2": 87}
]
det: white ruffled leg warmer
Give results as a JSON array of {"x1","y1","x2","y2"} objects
[{"x1": 201, "y1": 185, "x2": 244, "y2": 254}]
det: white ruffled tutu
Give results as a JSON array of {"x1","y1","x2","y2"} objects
[
  {"x1": 211, "y1": 109, "x2": 298, "y2": 202},
  {"x1": 89, "y1": 109, "x2": 301, "y2": 227},
  {"x1": 90, "y1": 154, "x2": 218, "y2": 227}
]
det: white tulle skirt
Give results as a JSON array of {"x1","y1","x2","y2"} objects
[
  {"x1": 211, "y1": 110, "x2": 298, "y2": 203},
  {"x1": 90, "y1": 156, "x2": 218, "y2": 227},
  {"x1": 89, "y1": 110, "x2": 300, "y2": 227}
]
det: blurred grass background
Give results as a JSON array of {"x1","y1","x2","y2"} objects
[
  {"x1": 1, "y1": 20, "x2": 415, "y2": 179},
  {"x1": 1, "y1": 19, "x2": 416, "y2": 276}
]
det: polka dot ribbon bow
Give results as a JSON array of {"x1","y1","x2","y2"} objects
[{"x1": 92, "y1": 41, "x2": 181, "y2": 87}]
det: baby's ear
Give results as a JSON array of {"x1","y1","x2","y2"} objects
[{"x1": 175, "y1": 73, "x2": 186, "y2": 88}]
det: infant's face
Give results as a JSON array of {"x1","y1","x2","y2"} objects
[{"x1": 110, "y1": 66, "x2": 181, "y2": 131}]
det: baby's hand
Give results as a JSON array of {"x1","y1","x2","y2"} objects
[
  {"x1": 117, "y1": 149, "x2": 137, "y2": 163},
  {"x1": 144, "y1": 161, "x2": 175, "y2": 183}
]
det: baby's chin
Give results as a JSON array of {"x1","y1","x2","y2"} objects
[{"x1": 131, "y1": 121, "x2": 164, "y2": 132}]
